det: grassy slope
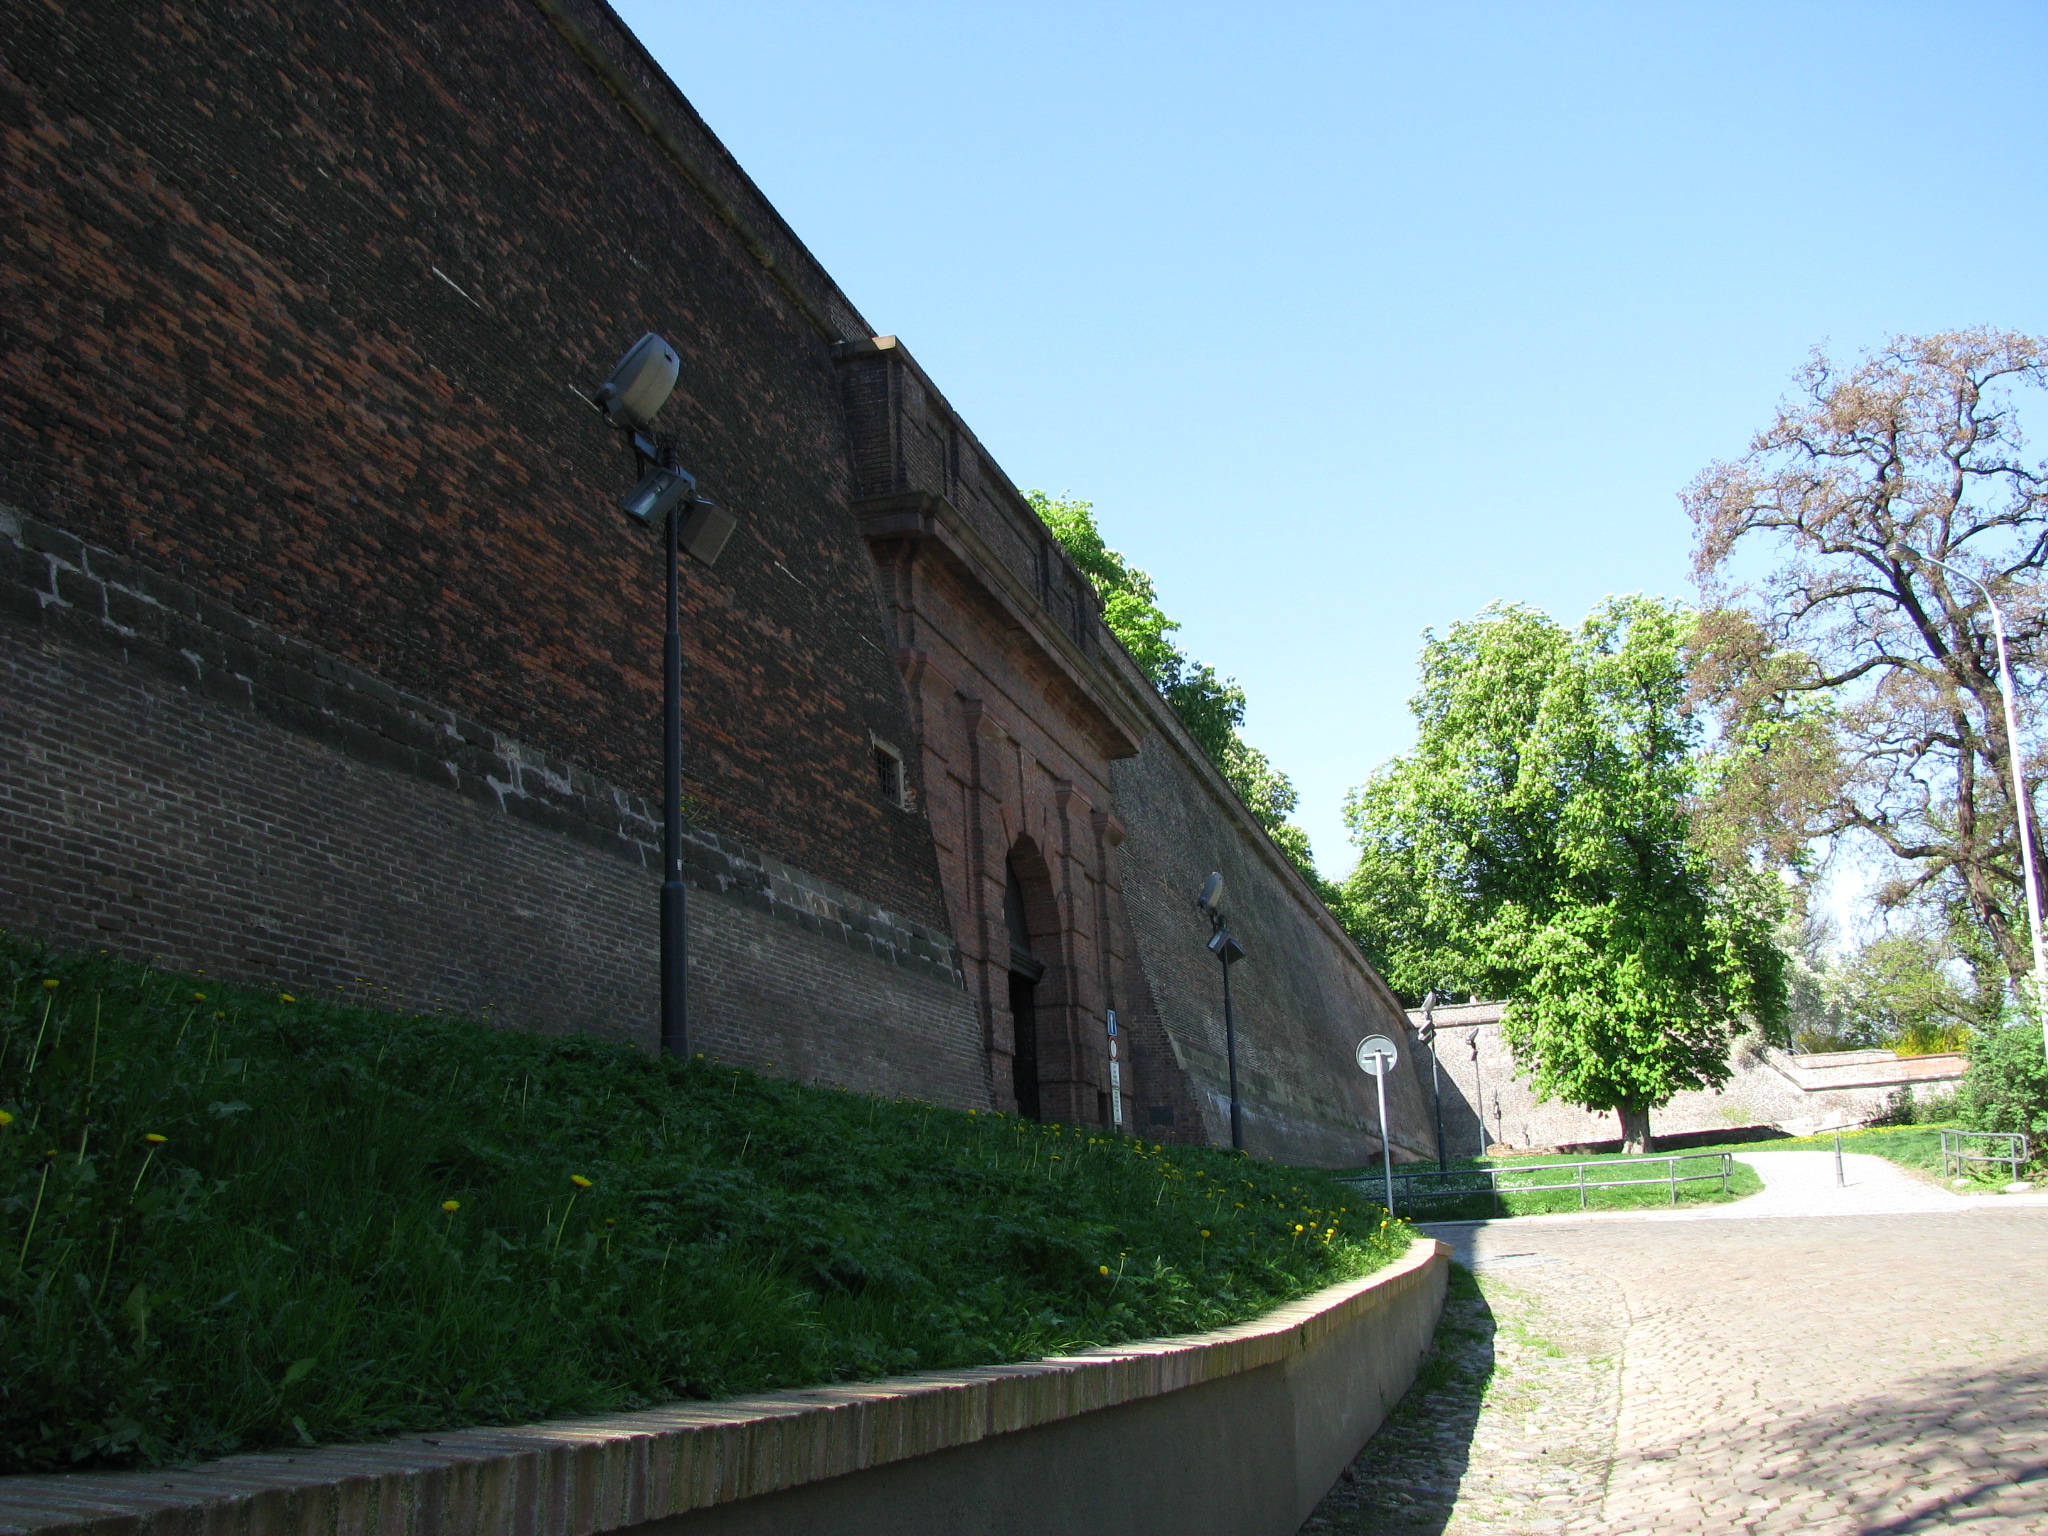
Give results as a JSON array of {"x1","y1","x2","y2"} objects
[{"x1": 0, "y1": 938, "x2": 1409, "y2": 1474}]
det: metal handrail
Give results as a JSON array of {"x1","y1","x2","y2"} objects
[
  {"x1": 1940, "y1": 1129, "x2": 2028, "y2": 1184},
  {"x1": 1341, "y1": 1151, "x2": 1733, "y2": 1215}
]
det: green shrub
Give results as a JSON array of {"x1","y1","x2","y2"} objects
[
  {"x1": 1954, "y1": 1021, "x2": 2048, "y2": 1147},
  {"x1": 0, "y1": 938, "x2": 1408, "y2": 1474}
]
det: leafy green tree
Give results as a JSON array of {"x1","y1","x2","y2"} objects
[
  {"x1": 1955, "y1": 1019, "x2": 2048, "y2": 1149},
  {"x1": 1834, "y1": 932, "x2": 1976, "y2": 1056},
  {"x1": 1784, "y1": 925, "x2": 1978, "y2": 1055},
  {"x1": 1030, "y1": 492, "x2": 1332, "y2": 897},
  {"x1": 1342, "y1": 598, "x2": 1787, "y2": 1152}
]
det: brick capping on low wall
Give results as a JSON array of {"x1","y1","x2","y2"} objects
[
  {"x1": 0, "y1": 506, "x2": 963, "y2": 991},
  {"x1": 0, "y1": 1238, "x2": 1448, "y2": 1536}
]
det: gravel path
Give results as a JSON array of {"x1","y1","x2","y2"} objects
[{"x1": 1301, "y1": 1156, "x2": 2048, "y2": 1535}]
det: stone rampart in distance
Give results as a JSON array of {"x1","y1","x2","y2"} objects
[{"x1": 1413, "y1": 1000, "x2": 1964, "y2": 1155}]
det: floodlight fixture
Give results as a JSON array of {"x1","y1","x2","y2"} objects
[
  {"x1": 619, "y1": 462, "x2": 697, "y2": 526},
  {"x1": 593, "y1": 333, "x2": 680, "y2": 430},
  {"x1": 675, "y1": 499, "x2": 737, "y2": 568},
  {"x1": 1206, "y1": 928, "x2": 1244, "y2": 966},
  {"x1": 1196, "y1": 871, "x2": 1224, "y2": 914}
]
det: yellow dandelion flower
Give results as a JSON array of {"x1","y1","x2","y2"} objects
[
  {"x1": 570, "y1": 1174, "x2": 593, "y2": 1189},
  {"x1": 41, "y1": 979, "x2": 59, "y2": 991},
  {"x1": 1199, "y1": 1229, "x2": 1211, "y2": 1238},
  {"x1": 441, "y1": 1199, "x2": 461, "y2": 1212},
  {"x1": 1098, "y1": 1265, "x2": 1110, "y2": 1276},
  {"x1": 279, "y1": 993, "x2": 297, "y2": 1004},
  {"x1": 192, "y1": 992, "x2": 206, "y2": 1002},
  {"x1": 604, "y1": 1217, "x2": 617, "y2": 1227},
  {"x1": 144, "y1": 1133, "x2": 167, "y2": 1144},
  {"x1": 0, "y1": 1111, "x2": 11, "y2": 1127},
  {"x1": 1293, "y1": 1224, "x2": 1305, "y2": 1233}
]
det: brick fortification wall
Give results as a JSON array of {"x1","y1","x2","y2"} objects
[
  {"x1": 0, "y1": 0, "x2": 989, "y2": 1105},
  {"x1": 1109, "y1": 698, "x2": 1435, "y2": 1168},
  {"x1": 830, "y1": 334, "x2": 1436, "y2": 1164},
  {"x1": 0, "y1": 0, "x2": 1430, "y2": 1153},
  {"x1": 0, "y1": 509, "x2": 989, "y2": 1104}
]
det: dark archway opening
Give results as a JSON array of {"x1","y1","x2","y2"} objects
[{"x1": 1005, "y1": 858, "x2": 1047, "y2": 1120}]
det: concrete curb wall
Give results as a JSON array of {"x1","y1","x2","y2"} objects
[{"x1": 0, "y1": 1240, "x2": 1449, "y2": 1536}]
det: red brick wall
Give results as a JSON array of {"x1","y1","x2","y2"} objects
[
  {"x1": 0, "y1": 0, "x2": 948, "y2": 926},
  {"x1": 0, "y1": 507, "x2": 993, "y2": 1106}
]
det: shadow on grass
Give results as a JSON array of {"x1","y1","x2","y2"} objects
[{"x1": 1298, "y1": 1265, "x2": 1496, "y2": 1535}]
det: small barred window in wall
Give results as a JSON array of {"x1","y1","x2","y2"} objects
[{"x1": 873, "y1": 741, "x2": 906, "y2": 808}]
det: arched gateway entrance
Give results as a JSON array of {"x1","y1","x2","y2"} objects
[{"x1": 1004, "y1": 847, "x2": 1056, "y2": 1119}]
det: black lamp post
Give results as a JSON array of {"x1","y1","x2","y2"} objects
[
  {"x1": 1196, "y1": 872, "x2": 1246, "y2": 1150},
  {"x1": 1421, "y1": 989, "x2": 1448, "y2": 1173},
  {"x1": 591, "y1": 333, "x2": 738, "y2": 1058}
]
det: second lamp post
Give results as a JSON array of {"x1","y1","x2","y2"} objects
[{"x1": 1197, "y1": 872, "x2": 1246, "y2": 1150}]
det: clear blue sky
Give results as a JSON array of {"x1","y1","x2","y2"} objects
[{"x1": 616, "y1": 1, "x2": 2048, "y2": 878}]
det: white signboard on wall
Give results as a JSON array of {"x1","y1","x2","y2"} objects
[{"x1": 1107, "y1": 1009, "x2": 1123, "y2": 1126}]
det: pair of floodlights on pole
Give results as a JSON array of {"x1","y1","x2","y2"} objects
[
  {"x1": 1889, "y1": 547, "x2": 2048, "y2": 1067},
  {"x1": 589, "y1": 333, "x2": 739, "y2": 1060},
  {"x1": 1196, "y1": 872, "x2": 1246, "y2": 1150}
]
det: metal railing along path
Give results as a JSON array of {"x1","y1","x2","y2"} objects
[
  {"x1": 1340, "y1": 1151, "x2": 1735, "y2": 1217},
  {"x1": 1941, "y1": 1129, "x2": 2029, "y2": 1185}
]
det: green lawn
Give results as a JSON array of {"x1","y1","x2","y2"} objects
[
  {"x1": 1353, "y1": 1123, "x2": 2015, "y2": 1221},
  {"x1": 0, "y1": 936, "x2": 1411, "y2": 1474},
  {"x1": 1343, "y1": 1149, "x2": 1763, "y2": 1220},
  {"x1": 1681, "y1": 1124, "x2": 2031, "y2": 1186}
]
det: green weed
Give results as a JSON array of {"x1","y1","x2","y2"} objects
[
  {"x1": 1350, "y1": 1151, "x2": 1762, "y2": 1220},
  {"x1": 0, "y1": 937, "x2": 1410, "y2": 1473}
]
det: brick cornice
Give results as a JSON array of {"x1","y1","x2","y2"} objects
[{"x1": 855, "y1": 491, "x2": 1149, "y2": 762}]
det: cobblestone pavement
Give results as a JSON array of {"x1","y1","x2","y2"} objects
[
  {"x1": 1301, "y1": 1253, "x2": 1624, "y2": 1534},
  {"x1": 1303, "y1": 1191, "x2": 2048, "y2": 1533}
]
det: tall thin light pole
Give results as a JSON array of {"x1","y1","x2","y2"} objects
[
  {"x1": 660, "y1": 488, "x2": 688, "y2": 1059},
  {"x1": 1199, "y1": 875, "x2": 1245, "y2": 1151},
  {"x1": 1422, "y1": 991, "x2": 1448, "y2": 1172},
  {"x1": 1221, "y1": 948, "x2": 1242, "y2": 1151},
  {"x1": 591, "y1": 331, "x2": 721, "y2": 1061},
  {"x1": 1913, "y1": 552, "x2": 2048, "y2": 1065}
]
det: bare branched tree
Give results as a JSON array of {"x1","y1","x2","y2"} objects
[{"x1": 1688, "y1": 328, "x2": 2048, "y2": 986}]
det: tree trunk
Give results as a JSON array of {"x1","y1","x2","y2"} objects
[{"x1": 1618, "y1": 1103, "x2": 1654, "y2": 1156}]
